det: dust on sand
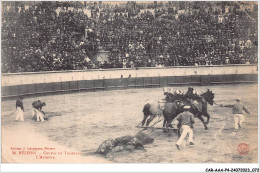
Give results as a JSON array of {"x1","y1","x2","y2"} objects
[
  {"x1": 2, "y1": 125, "x2": 110, "y2": 163},
  {"x1": 1, "y1": 84, "x2": 258, "y2": 163}
]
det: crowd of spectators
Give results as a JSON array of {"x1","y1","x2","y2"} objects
[{"x1": 1, "y1": 1, "x2": 258, "y2": 73}]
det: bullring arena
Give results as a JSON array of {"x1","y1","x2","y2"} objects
[
  {"x1": 1, "y1": 65, "x2": 258, "y2": 163},
  {"x1": 1, "y1": 1, "x2": 258, "y2": 165}
]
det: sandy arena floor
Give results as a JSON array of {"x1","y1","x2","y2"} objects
[{"x1": 1, "y1": 83, "x2": 258, "y2": 163}]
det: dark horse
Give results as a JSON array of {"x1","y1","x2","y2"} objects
[{"x1": 163, "y1": 88, "x2": 214, "y2": 130}]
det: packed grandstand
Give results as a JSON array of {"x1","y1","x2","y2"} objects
[{"x1": 1, "y1": 1, "x2": 258, "y2": 73}]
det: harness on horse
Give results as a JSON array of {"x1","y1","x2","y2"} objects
[{"x1": 164, "y1": 91, "x2": 204, "y2": 117}]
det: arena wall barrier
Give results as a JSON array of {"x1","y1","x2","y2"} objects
[{"x1": 1, "y1": 65, "x2": 258, "y2": 99}]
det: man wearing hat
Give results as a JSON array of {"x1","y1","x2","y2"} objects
[
  {"x1": 221, "y1": 98, "x2": 250, "y2": 132},
  {"x1": 15, "y1": 96, "x2": 24, "y2": 121},
  {"x1": 175, "y1": 105, "x2": 195, "y2": 150}
]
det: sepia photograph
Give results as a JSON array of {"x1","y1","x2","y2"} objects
[{"x1": 1, "y1": 0, "x2": 259, "y2": 170}]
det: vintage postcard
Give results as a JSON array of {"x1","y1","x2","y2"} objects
[{"x1": 1, "y1": 1, "x2": 259, "y2": 171}]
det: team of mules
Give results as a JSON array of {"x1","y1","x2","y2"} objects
[{"x1": 142, "y1": 87, "x2": 215, "y2": 131}]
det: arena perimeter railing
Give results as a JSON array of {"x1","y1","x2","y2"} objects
[{"x1": 1, "y1": 64, "x2": 258, "y2": 100}]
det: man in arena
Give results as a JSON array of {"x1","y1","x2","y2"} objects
[
  {"x1": 15, "y1": 96, "x2": 24, "y2": 122},
  {"x1": 221, "y1": 98, "x2": 250, "y2": 132},
  {"x1": 32, "y1": 100, "x2": 46, "y2": 122},
  {"x1": 175, "y1": 105, "x2": 195, "y2": 150}
]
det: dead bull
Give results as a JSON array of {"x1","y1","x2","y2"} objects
[{"x1": 96, "y1": 131, "x2": 154, "y2": 157}]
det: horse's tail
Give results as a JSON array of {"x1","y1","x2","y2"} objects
[{"x1": 143, "y1": 103, "x2": 150, "y2": 116}]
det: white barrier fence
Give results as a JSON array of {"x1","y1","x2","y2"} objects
[{"x1": 2, "y1": 65, "x2": 257, "y2": 87}]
